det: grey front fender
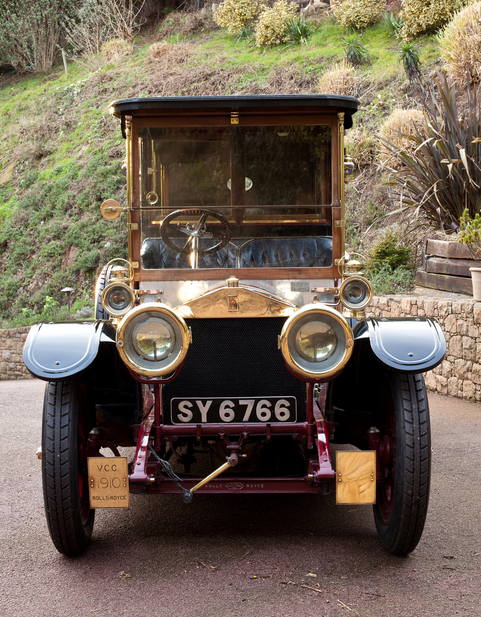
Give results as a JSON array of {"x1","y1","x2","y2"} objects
[
  {"x1": 354, "y1": 317, "x2": 446, "y2": 373},
  {"x1": 23, "y1": 320, "x2": 117, "y2": 381}
]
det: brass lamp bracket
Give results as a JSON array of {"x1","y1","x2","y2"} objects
[{"x1": 105, "y1": 258, "x2": 135, "y2": 283}]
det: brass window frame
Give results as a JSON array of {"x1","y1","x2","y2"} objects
[{"x1": 128, "y1": 113, "x2": 342, "y2": 283}]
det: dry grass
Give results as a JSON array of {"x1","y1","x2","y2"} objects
[
  {"x1": 345, "y1": 127, "x2": 378, "y2": 168},
  {"x1": 159, "y1": 9, "x2": 219, "y2": 39},
  {"x1": 101, "y1": 38, "x2": 133, "y2": 63},
  {"x1": 145, "y1": 41, "x2": 195, "y2": 67},
  {"x1": 378, "y1": 108, "x2": 427, "y2": 169},
  {"x1": 439, "y1": 1, "x2": 481, "y2": 89},
  {"x1": 144, "y1": 57, "x2": 322, "y2": 97},
  {"x1": 318, "y1": 61, "x2": 357, "y2": 96}
]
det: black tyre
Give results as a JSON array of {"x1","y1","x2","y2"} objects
[
  {"x1": 42, "y1": 380, "x2": 95, "y2": 556},
  {"x1": 94, "y1": 265, "x2": 111, "y2": 319},
  {"x1": 373, "y1": 372, "x2": 431, "y2": 556}
]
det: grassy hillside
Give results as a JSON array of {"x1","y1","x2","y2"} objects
[{"x1": 0, "y1": 8, "x2": 439, "y2": 326}]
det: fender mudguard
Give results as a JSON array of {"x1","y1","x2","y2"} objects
[
  {"x1": 354, "y1": 317, "x2": 446, "y2": 373},
  {"x1": 23, "y1": 320, "x2": 117, "y2": 381}
]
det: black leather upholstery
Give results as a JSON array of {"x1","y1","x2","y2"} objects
[
  {"x1": 239, "y1": 237, "x2": 332, "y2": 268},
  {"x1": 141, "y1": 239, "x2": 237, "y2": 269},
  {"x1": 141, "y1": 236, "x2": 332, "y2": 269}
]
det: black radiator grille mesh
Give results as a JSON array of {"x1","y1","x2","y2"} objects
[{"x1": 162, "y1": 317, "x2": 307, "y2": 423}]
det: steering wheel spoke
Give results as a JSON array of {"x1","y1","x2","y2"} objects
[{"x1": 161, "y1": 209, "x2": 232, "y2": 256}]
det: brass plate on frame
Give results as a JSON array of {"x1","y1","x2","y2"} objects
[
  {"x1": 336, "y1": 451, "x2": 376, "y2": 505},
  {"x1": 88, "y1": 457, "x2": 129, "y2": 508},
  {"x1": 176, "y1": 284, "x2": 296, "y2": 319}
]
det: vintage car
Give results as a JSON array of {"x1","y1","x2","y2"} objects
[{"x1": 23, "y1": 95, "x2": 446, "y2": 557}]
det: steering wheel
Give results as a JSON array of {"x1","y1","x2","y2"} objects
[{"x1": 160, "y1": 209, "x2": 232, "y2": 255}]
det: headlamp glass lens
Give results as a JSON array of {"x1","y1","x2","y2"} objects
[
  {"x1": 344, "y1": 280, "x2": 368, "y2": 306},
  {"x1": 295, "y1": 321, "x2": 338, "y2": 362},
  {"x1": 107, "y1": 287, "x2": 131, "y2": 312},
  {"x1": 133, "y1": 318, "x2": 175, "y2": 361}
]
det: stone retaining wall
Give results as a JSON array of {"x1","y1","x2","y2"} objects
[
  {"x1": 367, "y1": 296, "x2": 481, "y2": 402},
  {"x1": 2, "y1": 298, "x2": 481, "y2": 402},
  {"x1": 0, "y1": 327, "x2": 32, "y2": 380}
]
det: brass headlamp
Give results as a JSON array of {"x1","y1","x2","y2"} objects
[
  {"x1": 116, "y1": 303, "x2": 191, "y2": 377},
  {"x1": 279, "y1": 304, "x2": 354, "y2": 381}
]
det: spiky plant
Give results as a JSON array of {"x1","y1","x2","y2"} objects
[
  {"x1": 381, "y1": 73, "x2": 481, "y2": 229},
  {"x1": 343, "y1": 33, "x2": 370, "y2": 65},
  {"x1": 397, "y1": 41, "x2": 421, "y2": 81},
  {"x1": 285, "y1": 16, "x2": 314, "y2": 46},
  {"x1": 382, "y1": 11, "x2": 403, "y2": 36}
]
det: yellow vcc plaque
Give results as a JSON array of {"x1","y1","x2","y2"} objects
[{"x1": 88, "y1": 457, "x2": 130, "y2": 508}]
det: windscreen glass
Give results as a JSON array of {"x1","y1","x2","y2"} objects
[{"x1": 138, "y1": 125, "x2": 332, "y2": 270}]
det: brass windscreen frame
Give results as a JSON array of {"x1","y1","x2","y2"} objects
[
  {"x1": 128, "y1": 112, "x2": 342, "y2": 281},
  {"x1": 125, "y1": 114, "x2": 133, "y2": 263},
  {"x1": 338, "y1": 112, "x2": 345, "y2": 261}
]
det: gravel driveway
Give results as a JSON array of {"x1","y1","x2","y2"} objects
[{"x1": 1, "y1": 379, "x2": 480, "y2": 617}]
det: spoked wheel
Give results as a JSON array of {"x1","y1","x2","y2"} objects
[
  {"x1": 42, "y1": 380, "x2": 96, "y2": 556},
  {"x1": 374, "y1": 372, "x2": 431, "y2": 556}
]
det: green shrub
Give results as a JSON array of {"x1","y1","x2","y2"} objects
[
  {"x1": 41, "y1": 296, "x2": 59, "y2": 319},
  {"x1": 255, "y1": 0, "x2": 297, "y2": 47},
  {"x1": 331, "y1": 0, "x2": 385, "y2": 30},
  {"x1": 438, "y1": 1, "x2": 481, "y2": 88},
  {"x1": 399, "y1": 0, "x2": 472, "y2": 40},
  {"x1": 368, "y1": 229, "x2": 413, "y2": 270},
  {"x1": 214, "y1": 0, "x2": 266, "y2": 35},
  {"x1": 458, "y1": 208, "x2": 481, "y2": 259},
  {"x1": 368, "y1": 262, "x2": 415, "y2": 295},
  {"x1": 0, "y1": 0, "x2": 72, "y2": 72}
]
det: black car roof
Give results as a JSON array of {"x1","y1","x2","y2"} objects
[{"x1": 109, "y1": 94, "x2": 359, "y2": 135}]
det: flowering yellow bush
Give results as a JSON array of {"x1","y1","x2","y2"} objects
[
  {"x1": 318, "y1": 61, "x2": 356, "y2": 96},
  {"x1": 379, "y1": 109, "x2": 427, "y2": 169},
  {"x1": 400, "y1": 0, "x2": 472, "y2": 40},
  {"x1": 255, "y1": 0, "x2": 297, "y2": 46},
  {"x1": 214, "y1": 0, "x2": 266, "y2": 35},
  {"x1": 331, "y1": 0, "x2": 385, "y2": 30},
  {"x1": 438, "y1": 2, "x2": 481, "y2": 87}
]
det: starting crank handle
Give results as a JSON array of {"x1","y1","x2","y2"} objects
[{"x1": 182, "y1": 455, "x2": 246, "y2": 503}]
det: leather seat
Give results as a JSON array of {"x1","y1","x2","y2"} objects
[
  {"x1": 141, "y1": 236, "x2": 332, "y2": 269},
  {"x1": 141, "y1": 239, "x2": 237, "y2": 269},
  {"x1": 239, "y1": 237, "x2": 332, "y2": 268}
]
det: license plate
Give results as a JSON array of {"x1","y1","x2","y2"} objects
[
  {"x1": 170, "y1": 396, "x2": 297, "y2": 424},
  {"x1": 87, "y1": 457, "x2": 129, "y2": 508}
]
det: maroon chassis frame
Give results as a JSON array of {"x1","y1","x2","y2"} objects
[{"x1": 119, "y1": 373, "x2": 338, "y2": 496}]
